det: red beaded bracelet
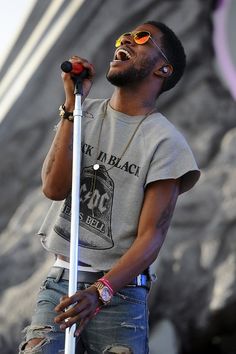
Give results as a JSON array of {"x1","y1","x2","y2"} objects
[
  {"x1": 98, "y1": 277, "x2": 114, "y2": 295},
  {"x1": 93, "y1": 307, "x2": 100, "y2": 316}
]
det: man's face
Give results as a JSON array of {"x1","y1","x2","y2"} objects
[{"x1": 106, "y1": 24, "x2": 164, "y2": 87}]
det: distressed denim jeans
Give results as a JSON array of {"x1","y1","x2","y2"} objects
[{"x1": 19, "y1": 273, "x2": 149, "y2": 353}]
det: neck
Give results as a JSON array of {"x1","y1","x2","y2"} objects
[{"x1": 109, "y1": 86, "x2": 158, "y2": 116}]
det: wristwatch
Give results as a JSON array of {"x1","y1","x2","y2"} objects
[
  {"x1": 59, "y1": 104, "x2": 74, "y2": 121},
  {"x1": 93, "y1": 281, "x2": 113, "y2": 305}
]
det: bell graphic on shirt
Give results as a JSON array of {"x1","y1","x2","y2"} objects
[{"x1": 79, "y1": 165, "x2": 114, "y2": 249}]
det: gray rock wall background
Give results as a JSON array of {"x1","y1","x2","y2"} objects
[{"x1": 0, "y1": 0, "x2": 236, "y2": 353}]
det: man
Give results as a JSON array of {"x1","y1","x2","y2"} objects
[{"x1": 19, "y1": 21, "x2": 200, "y2": 353}]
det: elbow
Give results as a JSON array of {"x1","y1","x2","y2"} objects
[
  {"x1": 41, "y1": 172, "x2": 71, "y2": 200},
  {"x1": 42, "y1": 183, "x2": 69, "y2": 201},
  {"x1": 144, "y1": 247, "x2": 159, "y2": 267}
]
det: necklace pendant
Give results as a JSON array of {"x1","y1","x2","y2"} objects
[{"x1": 93, "y1": 163, "x2": 100, "y2": 170}]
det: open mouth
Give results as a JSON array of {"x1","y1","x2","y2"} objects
[{"x1": 114, "y1": 48, "x2": 132, "y2": 61}]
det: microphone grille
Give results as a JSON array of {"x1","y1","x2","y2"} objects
[{"x1": 61, "y1": 61, "x2": 72, "y2": 73}]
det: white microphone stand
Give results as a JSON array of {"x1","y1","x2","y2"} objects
[{"x1": 64, "y1": 75, "x2": 85, "y2": 354}]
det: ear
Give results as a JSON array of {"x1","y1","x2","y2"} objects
[{"x1": 154, "y1": 64, "x2": 173, "y2": 78}]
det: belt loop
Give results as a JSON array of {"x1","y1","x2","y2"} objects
[
  {"x1": 136, "y1": 274, "x2": 142, "y2": 286},
  {"x1": 55, "y1": 267, "x2": 65, "y2": 283}
]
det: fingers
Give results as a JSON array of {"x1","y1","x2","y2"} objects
[
  {"x1": 74, "y1": 316, "x2": 91, "y2": 337},
  {"x1": 54, "y1": 292, "x2": 84, "y2": 320},
  {"x1": 54, "y1": 297, "x2": 87, "y2": 323},
  {"x1": 68, "y1": 55, "x2": 96, "y2": 80},
  {"x1": 57, "y1": 305, "x2": 93, "y2": 331},
  {"x1": 55, "y1": 293, "x2": 77, "y2": 312},
  {"x1": 73, "y1": 306, "x2": 100, "y2": 337},
  {"x1": 54, "y1": 288, "x2": 100, "y2": 331},
  {"x1": 61, "y1": 55, "x2": 95, "y2": 102}
]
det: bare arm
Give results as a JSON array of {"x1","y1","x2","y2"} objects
[
  {"x1": 104, "y1": 178, "x2": 180, "y2": 292},
  {"x1": 41, "y1": 57, "x2": 95, "y2": 200},
  {"x1": 41, "y1": 119, "x2": 74, "y2": 200}
]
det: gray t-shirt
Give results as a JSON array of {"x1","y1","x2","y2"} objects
[{"x1": 39, "y1": 98, "x2": 200, "y2": 270}]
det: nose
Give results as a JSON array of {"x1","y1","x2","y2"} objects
[{"x1": 120, "y1": 34, "x2": 133, "y2": 46}]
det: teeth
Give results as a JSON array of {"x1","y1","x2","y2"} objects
[
  {"x1": 119, "y1": 49, "x2": 131, "y2": 59},
  {"x1": 115, "y1": 49, "x2": 131, "y2": 61}
]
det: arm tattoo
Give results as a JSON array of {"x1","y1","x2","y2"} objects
[
  {"x1": 45, "y1": 140, "x2": 60, "y2": 175},
  {"x1": 45, "y1": 137, "x2": 73, "y2": 175},
  {"x1": 156, "y1": 185, "x2": 179, "y2": 237},
  {"x1": 45, "y1": 142, "x2": 59, "y2": 175}
]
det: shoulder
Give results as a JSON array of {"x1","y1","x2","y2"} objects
[
  {"x1": 141, "y1": 112, "x2": 190, "y2": 150},
  {"x1": 143, "y1": 112, "x2": 200, "y2": 194}
]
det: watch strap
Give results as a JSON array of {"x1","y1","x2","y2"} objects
[
  {"x1": 93, "y1": 281, "x2": 113, "y2": 305},
  {"x1": 59, "y1": 104, "x2": 74, "y2": 121}
]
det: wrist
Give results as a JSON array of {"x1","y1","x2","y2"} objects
[
  {"x1": 59, "y1": 104, "x2": 74, "y2": 122},
  {"x1": 91, "y1": 277, "x2": 114, "y2": 306},
  {"x1": 98, "y1": 277, "x2": 114, "y2": 295},
  {"x1": 64, "y1": 101, "x2": 75, "y2": 112}
]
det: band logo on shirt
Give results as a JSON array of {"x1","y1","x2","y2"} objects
[
  {"x1": 82, "y1": 143, "x2": 140, "y2": 177},
  {"x1": 54, "y1": 165, "x2": 114, "y2": 250}
]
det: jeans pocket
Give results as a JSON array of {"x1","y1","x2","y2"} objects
[
  {"x1": 115, "y1": 287, "x2": 147, "y2": 305},
  {"x1": 37, "y1": 278, "x2": 67, "y2": 307},
  {"x1": 39, "y1": 279, "x2": 50, "y2": 291}
]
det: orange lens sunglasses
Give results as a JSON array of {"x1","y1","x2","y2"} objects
[{"x1": 115, "y1": 31, "x2": 169, "y2": 63}]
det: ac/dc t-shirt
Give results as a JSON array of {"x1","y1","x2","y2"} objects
[{"x1": 39, "y1": 98, "x2": 200, "y2": 270}]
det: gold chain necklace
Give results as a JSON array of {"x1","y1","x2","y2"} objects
[
  {"x1": 89, "y1": 100, "x2": 156, "y2": 216},
  {"x1": 93, "y1": 99, "x2": 156, "y2": 172}
]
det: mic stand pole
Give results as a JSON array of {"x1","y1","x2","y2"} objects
[{"x1": 64, "y1": 74, "x2": 85, "y2": 354}]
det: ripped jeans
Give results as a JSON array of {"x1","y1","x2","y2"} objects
[{"x1": 19, "y1": 273, "x2": 149, "y2": 353}]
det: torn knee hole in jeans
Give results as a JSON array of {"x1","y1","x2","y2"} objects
[
  {"x1": 103, "y1": 345, "x2": 133, "y2": 353},
  {"x1": 23, "y1": 338, "x2": 48, "y2": 351},
  {"x1": 21, "y1": 326, "x2": 53, "y2": 351}
]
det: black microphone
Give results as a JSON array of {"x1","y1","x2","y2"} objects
[{"x1": 61, "y1": 61, "x2": 86, "y2": 75}]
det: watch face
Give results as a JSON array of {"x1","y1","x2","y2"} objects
[{"x1": 101, "y1": 286, "x2": 112, "y2": 302}]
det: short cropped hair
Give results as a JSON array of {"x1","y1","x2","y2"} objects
[{"x1": 144, "y1": 21, "x2": 186, "y2": 93}]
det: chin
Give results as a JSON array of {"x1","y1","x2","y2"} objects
[
  {"x1": 106, "y1": 74, "x2": 127, "y2": 87},
  {"x1": 106, "y1": 67, "x2": 140, "y2": 87}
]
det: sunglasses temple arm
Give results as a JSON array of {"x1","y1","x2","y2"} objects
[{"x1": 150, "y1": 38, "x2": 169, "y2": 63}]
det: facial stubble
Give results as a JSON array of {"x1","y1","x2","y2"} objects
[{"x1": 106, "y1": 55, "x2": 158, "y2": 87}]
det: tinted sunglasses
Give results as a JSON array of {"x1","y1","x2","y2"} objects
[{"x1": 115, "y1": 31, "x2": 169, "y2": 63}]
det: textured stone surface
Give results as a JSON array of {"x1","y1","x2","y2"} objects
[{"x1": 0, "y1": 0, "x2": 236, "y2": 353}]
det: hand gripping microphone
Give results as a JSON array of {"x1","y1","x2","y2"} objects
[
  {"x1": 61, "y1": 61, "x2": 89, "y2": 94},
  {"x1": 61, "y1": 60, "x2": 89, "y2": 79}
]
